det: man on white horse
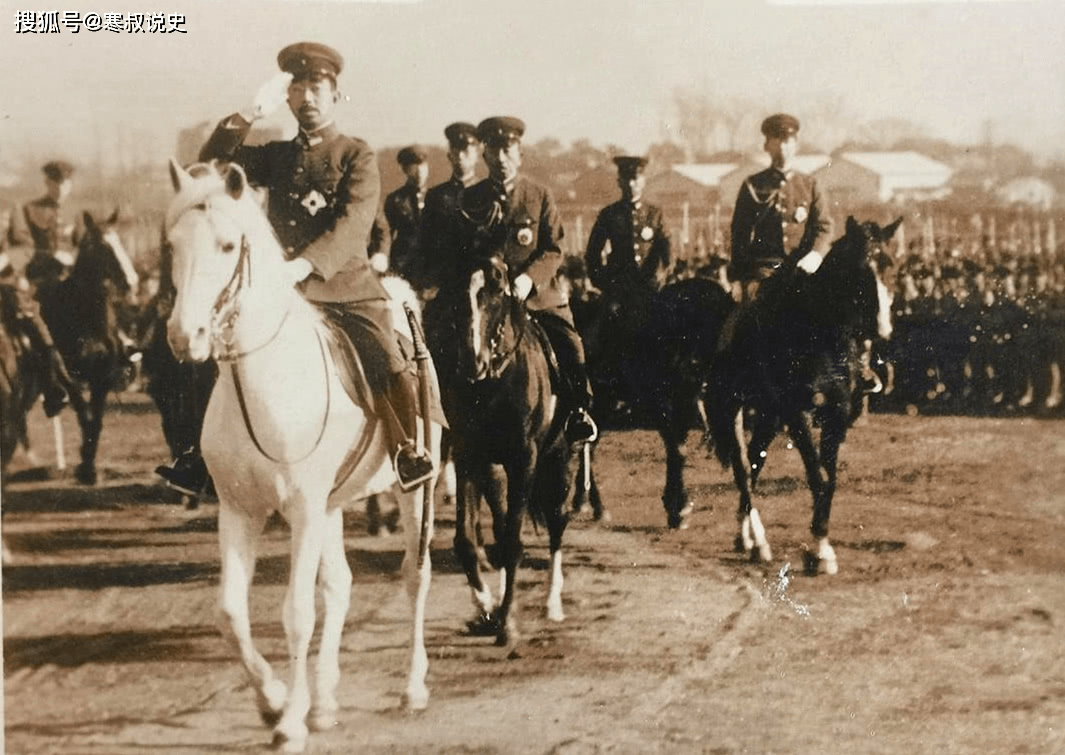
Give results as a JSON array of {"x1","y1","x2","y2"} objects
[{"x1": 156, "y1": 40, "x2": 435, "y2": 494}]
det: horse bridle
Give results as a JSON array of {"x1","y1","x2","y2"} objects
[{"x1": 168, "y1": 199, "x2": 330, "y2": 464}]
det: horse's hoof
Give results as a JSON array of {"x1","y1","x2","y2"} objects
[
  {"x1": 804, "y1": 550, "x2": 838, "y2": 575},
  {"x1": 593, "y1": 508, "x2": 612, "y2": 524},
  {"x1": 496, "y1": 616, "x2": 520, "y2": 648},
  {"x1": 270, "y1": 729, "x2": 307, "y2": 754},
  {"x1": 74, "y1": 464, "x2": 97, "y2": 486},
  {"x1": 402, "y1": 686, "x2": 430, "y2": 711},
  {"x1": 308, "y1": 709, "x2": 339, "y2": 732},
  {"x1": 734, "y1": 535, "x2": 746, "y2": 553},
  {"x1": 260, "y1": 708, "x2": 283, "y2": 728},
  {"x1": 465, "y1": 613, "x2": 500, "y2": 637}
]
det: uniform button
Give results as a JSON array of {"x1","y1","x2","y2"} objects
[
  {"x1": 295, "y1": 167, "x2": 304, "y2": 174},
  {"x1": 634, "y1": 254, "x2": 642, "y2": 263},
  {"x1": 288, "y1": 220, "x2": 297, "y2": 226},
  {"x1": 286, "y1": 246, "x2": 294, "y2": 254}
]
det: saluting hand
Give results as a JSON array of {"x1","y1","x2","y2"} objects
[{"x1": 245, "y1": 72, "x2": 293, "y2": 122}]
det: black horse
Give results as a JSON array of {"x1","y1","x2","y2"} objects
[
  {"x1": 36, "y1": 210, "x2": 138, "y2": 485},
  {"x1": 444, "y1": 254, "x2": 577, "y2": 647},
  {"x1": 575, "y1": 274, "x2": 736, "y2": 528},
  {"x1": 0, "y1": 285, "x2": 34, "y2": 478},
  {"x1": 706, "y1": 216, "x2": 901, "y2": 574}
]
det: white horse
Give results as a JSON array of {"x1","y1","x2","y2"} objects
[{"x1": 165, "y1": 159, "x2": 441, "y2": 753}]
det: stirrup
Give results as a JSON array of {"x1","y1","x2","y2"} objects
[
  {"x1": 860, "y1": 372, "x2": 883, "y2": 395},
  {"x1": 394, "y1": 442, "x2": 435, "y2": 492},
  {"x1": 565, "y1": 408, "x2": 599, "y2": 444}
]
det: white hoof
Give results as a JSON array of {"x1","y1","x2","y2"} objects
[
  {"x1": 257, "y1": 679, "x2": 288, "y2": 727},
  {"x1": 820, "y1": 556, "x2": 839, "y2": 575},
  {"x1": 271, "y1": 726, "x2": 308, "y2": 754},
  {"x1": 403, "y1": 685, "x2": 430, "y2": 711},
  {"x1": 546, "y1": 604, "x2": 566, "y2": 623},
  {"x1": 308, "y1": 708, "x2": 339, "y2": 732}
]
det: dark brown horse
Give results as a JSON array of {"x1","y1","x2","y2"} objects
[
  {"x1": 36, "y1": 210, "x2": 139, "y2": 484},
  {"x1": 444, "y1": 254, "x2": 577, "y2": 647},
  {"x1": 706, "y1": 217, "x2": 901, "y2": 574}
]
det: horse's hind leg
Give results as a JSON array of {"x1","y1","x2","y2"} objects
[
  {"x1": 310, "y1": 505, "x2": 351, "y2": 731},
  {"x1": 216, "y1": 503, "x2": 285, "y2": 725},
  {"x1": 805, "y1": 416, "x2": 844, "y2": 576},
  {"x1": 539, "y1": 455, "x2": 572, "y2": 623},
  {"x1": 397, "y1": 478, "x2": 434, "y2": 710}
]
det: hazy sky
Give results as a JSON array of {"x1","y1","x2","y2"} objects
[{"x1": 2, "y1": 0, "x2": 1063, "y2": 172}]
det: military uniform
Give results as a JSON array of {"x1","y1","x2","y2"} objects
[
  {"x1": 585, "y1": 197, "x2": 672, "y2": 297},
  {"x1": 729, "y1": 114, "x2": 832, "y2": 288},
  {"x1": 384, "y1": 146, "x2": 428, "y2": 281},
  {"x1": 729, "y1": 167, "x2": 832, "y2": 284}
]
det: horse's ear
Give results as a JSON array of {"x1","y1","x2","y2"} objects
[
  {"x1": 846, "y1": 216, "x2": 860, "y2": 236},
  {"x1": 882, "y1": 216, "x2": 904, "y2": 241},
  {"x1": 223, "y1": 163, "x2": 248, "y2": 200},
  {"x1": 106, "y1": 207, "x2": 120, "y2": 226},
  {"x1": 82, "y1": 211, "x2": 99, "y2": 236},
  {"x1": 168, "y1": 158, "x2": 192, "y2": 193}
]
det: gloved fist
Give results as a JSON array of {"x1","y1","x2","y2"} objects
[
  {"x1": 285, "y1": 257, "x2": 314, "y2": 285},
  {"x1": 796, "y1": 251, "x2": 824, "y2": 274},
  {"x1": 510, "y1": 272, "x2": 534, "y2": 301},
  {"x1": 245, "y1": 72, "x2": 293, "y2": 122}
]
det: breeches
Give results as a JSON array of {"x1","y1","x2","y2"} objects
[
  {"x1": 316, "y1": 299, "x2": 407, "y2": 394},
  {"x1": 531, "y1": 306, "x2": 592, "y2": 405}
]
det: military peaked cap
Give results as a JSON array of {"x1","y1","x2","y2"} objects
[
  {"x1": 277, "y1": 42, "x2": 343, "y2": 80},
  {"x1": 444, "y1": 122, "x2": 480, "y2": 148},
  {"x1": 477, "y1": 116, "x2": 526, "y2": 147},
  {"x1": 42, "y1": 160, "x2": 74, "y2": 182},
  {"x1": 613, "y1": 155, "x2": 648, "y2": 176},
  {"x1": 396, "y1": 146, "x2": 428, "y2": 166},
  {"x1": 761, "y1": 113, "x2": 800, "y2": 139}
]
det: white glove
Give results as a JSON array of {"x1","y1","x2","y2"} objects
[
  {"x1": 242, "y1": 72, "x2": 293, "y2": 122},
  {"x1": 285, "y1": 257, "x2": 314, "y2": 285},
  {"x1": 511, "y1": 272, "x2": 534, "y2": 301},
  {"x1": 369, "y1": 252, "x2": 389, "y2": 275},
  {"x1": 54, "y1": 250, "x2": 76, "y2": 267},
  {"x1": 796, "y1": 251, "x2": 824, "y2": 274}
]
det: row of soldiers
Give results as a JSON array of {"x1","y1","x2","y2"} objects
[{"x1": 879, "y1": 252, "x2": 1065, "y2": 415}]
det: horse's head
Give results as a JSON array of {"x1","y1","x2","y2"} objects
[
  {"x1": 823, "y1": 216, "x2": 902, "y2": 341},
  {"x1": 462, "y1": 255, "x2": 522, "y2": 382},
  {"x1": 165, "y1": 159, "x2": 289, "y2": 363},
  {"x1": 75, "y1": 209, "x2": 140, "y2": 301}
]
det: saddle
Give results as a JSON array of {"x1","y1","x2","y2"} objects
[
  {"x1": 526, "y1": 311, "x2": 565, "y2": 398},
  {"x1": 319, "y1": 319, "x2": 447, "y2": 492}
]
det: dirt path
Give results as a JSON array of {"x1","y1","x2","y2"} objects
[{"x1": 4, "y1": 398, "x2": 1064, "y2": 754}]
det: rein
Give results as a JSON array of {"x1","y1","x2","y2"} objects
[{"x1": 478, "y1": 295, "x2": 527, "y2": 382}]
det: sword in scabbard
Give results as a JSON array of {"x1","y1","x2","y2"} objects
[{"x1": 402, "y1": 302, "x2": 434, "y2": 570}]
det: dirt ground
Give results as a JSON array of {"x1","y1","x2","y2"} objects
[{"x1": 3, "y1": 394, "x2": 1064, "y2": 754}]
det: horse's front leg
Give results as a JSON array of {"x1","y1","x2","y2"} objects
[
  {"x1": 453, "y1": 469, "x2": 496, "y2": 631},
  {"x1": 806, "y1": 412, "x2": 846, "y2": 575},
  {"x1": 274, "y1": 497, "x2": 327, "y2": 753},
  {"x1": 310, "y1": 505, "x2": 351, "y2": 731},
  {"x1": 658, "y1": 397, "x2": 694, "y2": 530},
  {"x1": 536, "y1": 445, "x2": 573, "y2": 623},
  {"x1": 396, "y1": 465, "x2": 435, "y2": 710},
  {"x1": 216, "y1": 502, "x2": 285, "y2": 726},
  {"x1": 787, "y1": 412, "x2": 835, "y2": 576},
  {"x1": 495, "y1": 452, "x2": 537, "y2": 648},
  {"x1": 731, "y1": 406, "x2": 771, "y2": 563}
]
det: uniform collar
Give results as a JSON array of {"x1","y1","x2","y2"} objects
[{"x1": 297, "y1": 122, "x2": 338, "y2": 149}]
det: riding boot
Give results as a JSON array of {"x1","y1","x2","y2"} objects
[
  {"x1": 859, "y1": 339, "x2": 883, "y2": 395},
  {"x1": 563, "y1": 365, "x2": 599, "y2": 445},
  {"x1": 382, "y1": 370, "x2": 435, "y2": 491},
  {"x1": 155, "y1": 446, "x2": 217, "y2": 499},
  {"x1": 19, "y1": 312, "x2": 74, "y2": 417}
]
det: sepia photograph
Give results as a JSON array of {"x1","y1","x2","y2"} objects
[{"x1": 2, "y1": 0, "x2": 1063, "y2": 752}]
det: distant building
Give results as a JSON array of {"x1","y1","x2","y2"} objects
[
  {"x1": 817, "y1": 151, "x2": 952, "y2": 205},
  {"x1": 644, "y1": 162, "x2": 738, "y2": 208},
  {"x1": 994, "y1": 176, "x2": 1057, "y2": 210}
]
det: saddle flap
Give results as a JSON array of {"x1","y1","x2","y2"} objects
[{"x1": 320, "y1": 318, "x2": 376, "y2": 414}]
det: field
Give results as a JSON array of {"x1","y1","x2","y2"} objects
[{"x1": 3, "y1": 395, "x2": 1064, "y2": 754}]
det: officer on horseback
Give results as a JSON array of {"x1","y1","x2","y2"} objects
[
  {"x1": 156, "y1": 40, "x2": 435, "y2": 495},
  {"x1": 1, "y1": 160, "x2": 78, "y2": 417},
  {"x1": 457, "y1": 116, "x2": 597, "y2": 443},
  {"x1": 729, "y1": 113, "x2": 881, "y2": 393}
]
